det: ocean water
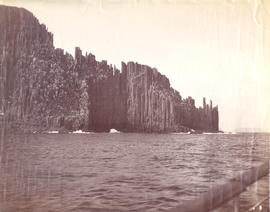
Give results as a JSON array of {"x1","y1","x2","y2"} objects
[{"x1": 0, "y1": 132, "x2": 269, "y2": 212}]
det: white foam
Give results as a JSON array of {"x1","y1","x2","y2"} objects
[
  {"x1": 203, "y1": 132, "x2": 234, "y2": 135},
  {"x1": 171, "y1": 132, "x2": 190, "y2": 135},
  {"x1": 73, "y1": 130, "x2": 84, "y2": 134},
  {"x1": 48, "y1": 130, "x2": 59, "y2": 134},
  {"x1": 71, "y1": 130, "x2": 93, "y2": 134},
  {"x1": 224, "y1": 132, "x2": 237, "y2": 134},
  {"x1": 110, "y1": 128, "x2": 120, "y2": 133}
]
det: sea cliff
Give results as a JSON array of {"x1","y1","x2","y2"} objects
[{"x1": 0, "y1": 5, "x2": 219, "y2": 133}]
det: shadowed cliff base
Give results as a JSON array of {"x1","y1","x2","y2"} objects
[{"x1": 0, "y1": 5, "x2": 219, "y2": 133}]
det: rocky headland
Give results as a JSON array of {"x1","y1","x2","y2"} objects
[{"x1": 0, "y1": 5, "x2": 219, "y2": 133}]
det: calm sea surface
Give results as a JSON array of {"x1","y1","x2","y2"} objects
[{"x1": 0, "y1": 132, "x2": 269, "y2": 212}]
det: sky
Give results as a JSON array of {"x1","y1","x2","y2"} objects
[{"x1": 1, "y1": 0, "x2": 270, "y2": 132}]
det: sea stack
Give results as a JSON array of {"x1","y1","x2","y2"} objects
[{"x1": 0, "y1": 5, "x2": 219, "y2": 133}]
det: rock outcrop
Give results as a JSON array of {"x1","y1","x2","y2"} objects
[{"x1": 0, "y1": 5, "x2": 219, "y2": 133}]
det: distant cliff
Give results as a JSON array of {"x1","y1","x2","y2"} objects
[{"x1": 0, "y1": 5, "x2": 219, "y2": 133}]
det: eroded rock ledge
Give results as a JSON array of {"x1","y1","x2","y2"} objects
[{"x1": 0, "y1": 5, "x2": 219, "y2": 133}]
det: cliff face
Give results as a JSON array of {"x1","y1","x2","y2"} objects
[{"x1": 0, "y1": 5, "x2": 219, "y2": 132}]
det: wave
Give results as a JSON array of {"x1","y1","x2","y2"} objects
[
  {"x1": 171, "y1": 132, "x2": 191, "y2": 135},
  {"x1": 71, "y1": 130, "x2": 94, "y2": 134},
  {"x1": 110, "y1": 129, "x2": 120, "y2": 133},
  {"x1": 47, "y1": 130, "x2": 59, "y2": 134},
  {"x1": 203, "y1": 132, "x2": 237, "y2": 135}
]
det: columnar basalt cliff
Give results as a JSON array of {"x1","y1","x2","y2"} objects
[{"x1": 0, "y1": 5, "x2": 219, "y2": 132}]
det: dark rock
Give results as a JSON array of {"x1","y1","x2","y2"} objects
[{"x1": 0, "y1": 5, "x2": 219, "y2": 133}]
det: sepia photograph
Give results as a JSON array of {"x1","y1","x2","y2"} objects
[{"x1": 0, "y1": 0, "x2": 269, "y2": 211}]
